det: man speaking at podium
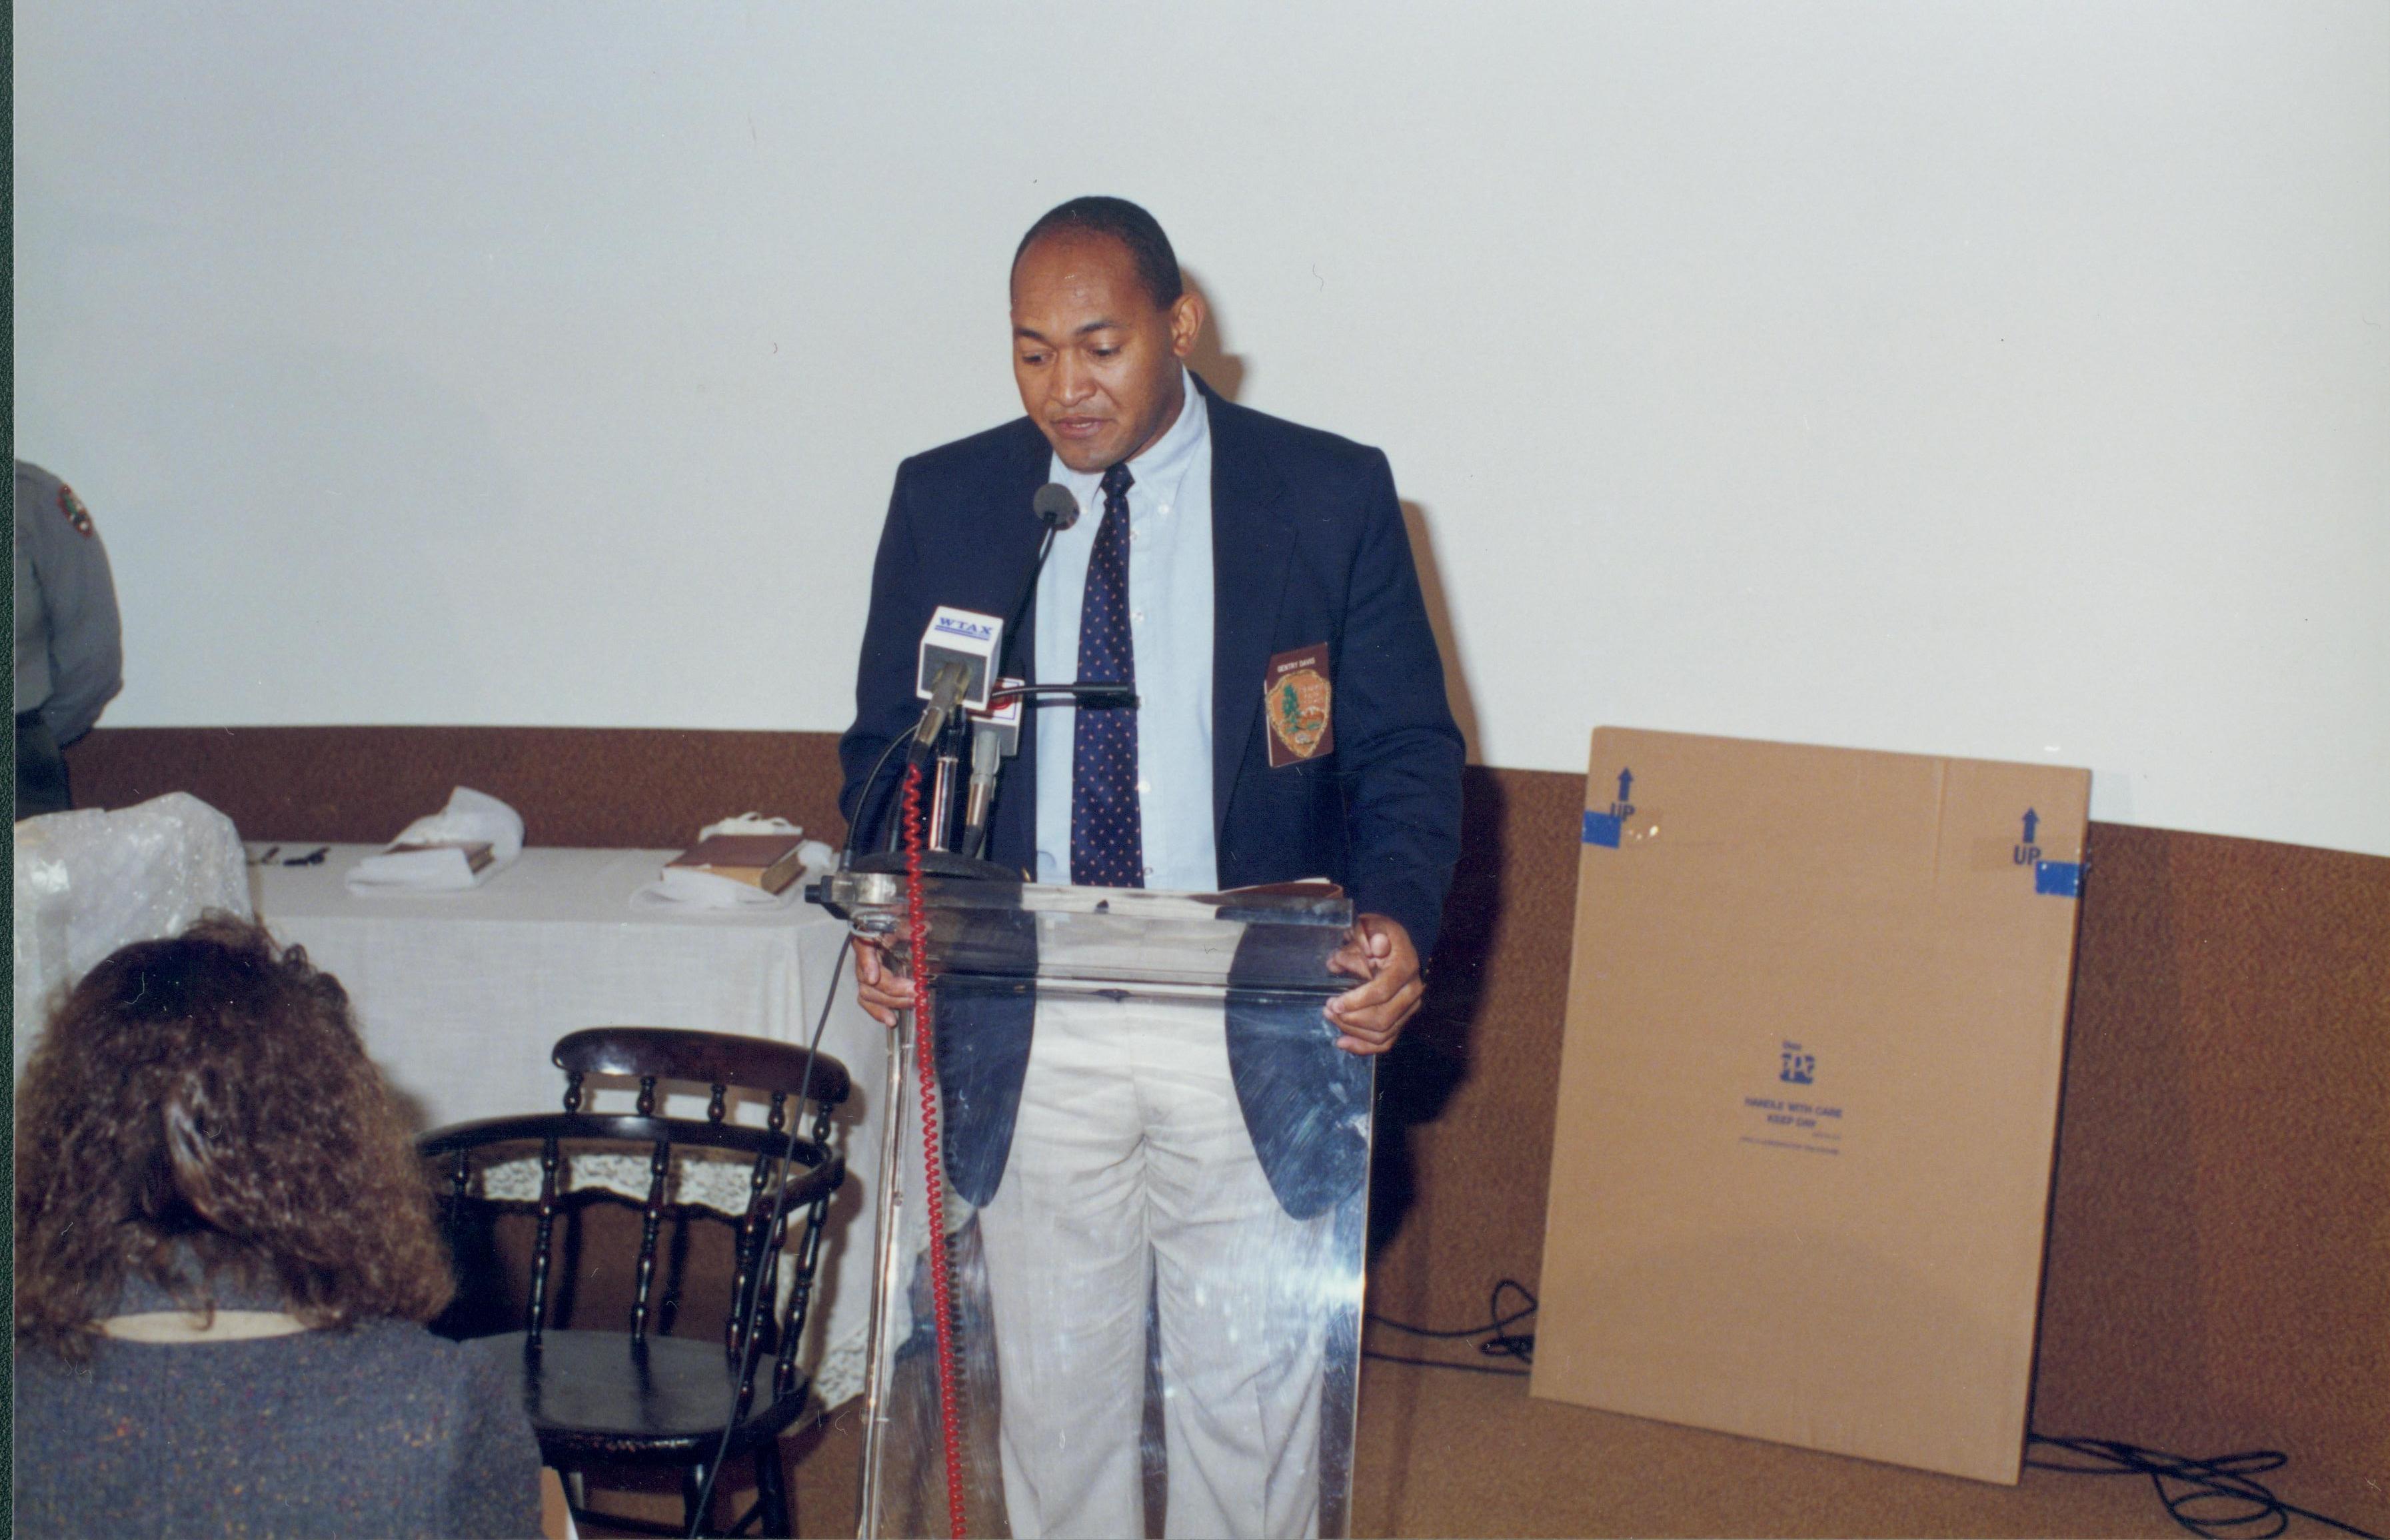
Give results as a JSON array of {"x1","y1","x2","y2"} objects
[{"x1": 840, "y1": 197, "x2": 1463, "y2": 1538}]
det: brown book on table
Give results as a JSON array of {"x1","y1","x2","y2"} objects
[
  {"x1": 667, "y1": 833, "x2": 806, "y2": 894},
  {"x1": 386, "y1": 840, "x2": 495, "y2": 874}
]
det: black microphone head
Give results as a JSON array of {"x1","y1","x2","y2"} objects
[{"x1": 1032, "y1": 482, "x2": 1080, "y2": 531}]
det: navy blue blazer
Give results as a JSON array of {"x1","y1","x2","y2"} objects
[
  {"x1": 838, "y1": 375, "x2": 1465, "y2": 956},
  {"x1": 838, "y1": 379, "x2": 1464, "y2": 1217}
]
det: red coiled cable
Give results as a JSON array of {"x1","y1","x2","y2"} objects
[{"x1": 900, "y1": 762, "x2": 968, "y2": 1539}]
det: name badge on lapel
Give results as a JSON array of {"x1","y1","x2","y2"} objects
[{"x1": 1264, "y1": 644, "x2": 1335, "y2": 767}]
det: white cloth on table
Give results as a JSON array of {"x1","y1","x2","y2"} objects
[
  {"x1": 13, "y1": 792, "x2": 252, "y2": 1073},
  {"x1": 344, "y1": 786, "x2": 525, "y2": 892},
  {"x1": 636, "y1": 864, "x2": 805, "y2": 910},
  {"x1": 628, "y1": 814, "x2": 836, "y2": 912},
  {"x1": 252, "y1": 843, "x2": 886, "y2": 1409}
]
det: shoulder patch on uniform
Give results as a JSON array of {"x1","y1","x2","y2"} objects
[
  {"x1": 57, "y1": 483, "x2": 95, "y2": 537},
  {"x1": 1264, "y1": 644, "x2": 1335, "y2": 767}
]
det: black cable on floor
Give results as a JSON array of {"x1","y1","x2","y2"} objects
[
  {"x1": 1358, "y1": 1284, "x2": 2385, "y2": 1540},
  {"x1": 2026, "y1": 1434, "x2": 2384, "y2": 1540},
  {"x1": 1363, "y1": 1277, "x2": 1536, "y2": 1374},
  {"x1": 684, "y1": 941, "x2": 848, "y2": 1539}
]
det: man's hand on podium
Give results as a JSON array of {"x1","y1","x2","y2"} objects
[
  {"x1": 1326, "y1": 914, "x2": 1423, "y2": 1056},
  {"x1": 850, "y1": 935, "x2": 914, "y2": 1028},
  {"x1": 856, "y1": 916, "x2": 1422, "y2": 1048}
]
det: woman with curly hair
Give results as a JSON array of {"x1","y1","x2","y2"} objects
[{"x1": 13, "y1": 914, "x2": 541, "y2": 1538}]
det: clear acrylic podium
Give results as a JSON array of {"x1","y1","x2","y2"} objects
[{"x1": 828, "y1": 870, "x2": 1372, "y2": 1540}]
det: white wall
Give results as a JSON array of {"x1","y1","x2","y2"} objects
[{"x1": 15, "y1": 1, "x2": 2387, "y2": 857}]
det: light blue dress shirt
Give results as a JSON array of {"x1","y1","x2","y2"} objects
[{"x1": 1034, "y1": 370, "x2": 1218, "y2": 892}]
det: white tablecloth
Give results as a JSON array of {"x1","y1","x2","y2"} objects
[{"x1": 248, "y1": 843, "x2": 883, "y2": 1409}]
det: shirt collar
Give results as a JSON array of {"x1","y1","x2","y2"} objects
[{"x1": 1052, "y1": 367, "x2": 1208, "y2": 514}]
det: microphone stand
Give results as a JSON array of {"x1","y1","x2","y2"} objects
[
  {"x1": 842, "y1": 681, "x2": 1137, "y2": 880},
  {"x1": 927, "y1": 708, "x2": 970, "y2": 852},
  {"x1": 847, "y1": 483, "x2": 1094, "y2": 875},
  {"x1": 989, "y1": 680, "x2": 1138, "y2": 712},
  {"x1": 954, "y1": 681, "x2": 1136, "y2": 862},
  {"x1": 998, "y1": 524, "x2": 1058, "y2": 684}
]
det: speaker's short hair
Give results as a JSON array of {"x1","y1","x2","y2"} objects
[{"x1": 1014, "y1": 196, "x2": 1184, "y2": 311}]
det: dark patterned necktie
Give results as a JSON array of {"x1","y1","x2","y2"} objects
[{"x1": 1071, "y1": 462, "x2": 1144, "y2": 887}]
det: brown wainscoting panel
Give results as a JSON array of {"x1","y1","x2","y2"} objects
[
  {"x1": 52, "y1": 727, "x2": 2390, "y2": 1473},
  {"x1": 61, "y1": 726, "x2": 852, "y2": 850},
  {"x1": 2032, "y1": 821, "x2": 2390, "y2": 1471},
  {"x1": 1369, "y1": 765, "x2": 1584, "y2": 1337}
]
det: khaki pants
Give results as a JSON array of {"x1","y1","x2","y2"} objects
[{"x1": 973, "y1": 992, "x2": 1335, "y2": 1540}]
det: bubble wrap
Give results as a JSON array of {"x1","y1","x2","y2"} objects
[{"x1": 13, "y1": 792, "x2": 252, "y2": 1073}]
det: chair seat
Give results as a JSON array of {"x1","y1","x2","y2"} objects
[{"x1": 503, "y1": 1329, "x2": 814, "y2": 1466}]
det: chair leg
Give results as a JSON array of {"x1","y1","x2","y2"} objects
[
  {"x1": 752, "y1": 1435, "x2": 792, "y2": 1539},
  {"x1": 682, "y1": 1461, "x2": 714, "y2": 1538}
]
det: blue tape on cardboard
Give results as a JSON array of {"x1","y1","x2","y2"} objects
[
  {"x1": 1583, "y1": 811, "x2": 1622, "y2": 849},
  {"x1": 2035, "y1": 860, "x2": 2082, "y2": 898}
]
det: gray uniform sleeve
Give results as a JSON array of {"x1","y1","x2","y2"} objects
[{"x1": 14, "y1": 462, "x2": 123, "y2": 744}]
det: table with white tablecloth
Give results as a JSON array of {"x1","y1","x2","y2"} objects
[{"x1": 247, "y1": 843, "x2": 884, "y2": 1409}]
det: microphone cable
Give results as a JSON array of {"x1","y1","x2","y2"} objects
[
  {"x1": 901, "y1": 760, "x2": 970, "y2": 1539},
  {"x1": 842, "y1": 722, "x2": 919, "y2": 863},
  {"x1": 683, "y1": 933, "x2": 849, "y2": 1537},
  {"x1": 1358, "y1": 1277, "x2": 2383, "y2": 1540},
  {"x1": 2024, "y1": 1435, "x2": 2383, "y2": 1540},
  {"x1": 1362, "y1": 1278, "x2": 1536, "y2": 1377}
]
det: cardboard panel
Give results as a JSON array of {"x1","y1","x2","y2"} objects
[{"x1": 1532, "y1": 728, "x2": 2089, "y2": 1483}]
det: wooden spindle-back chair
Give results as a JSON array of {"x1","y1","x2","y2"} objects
[{"x1": 420, "y1": 1028, "x2": 850, "y2": 1538}]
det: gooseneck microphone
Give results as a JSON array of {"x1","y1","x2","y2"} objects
[
  {"x1": 958, "y1": 484, "x2": 1086, "y2": 860},
  {"x1": 906, "y1": 604, "x2": 1003, "y2": 771},
  {"x1": 1033, "y1": 480, "x2": 1081, "y2": 530},
  {"x1": 907, "y1": 661, "x2": 971, "y2": 770},
  {"x1": 1000, "y1": 482, "x2": 1080, "y2": 680}
]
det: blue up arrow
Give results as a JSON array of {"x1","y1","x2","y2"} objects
[
  {"x1": 1618, "y1": 768, "x2": 1634, "y2": 804},
  {"x1": 2021, "y1": 808, "x2": 2040, "y2": 845}
]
